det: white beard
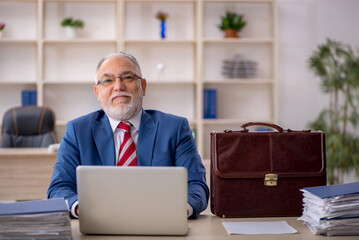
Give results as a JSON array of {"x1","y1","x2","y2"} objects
[{"x1": 99, "y1": 87, "x2": 143, "y2": 121}]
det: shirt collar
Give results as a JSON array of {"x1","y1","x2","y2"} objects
[{"x1": 108, "y1": 109, "x2": 142, "y2": 133}]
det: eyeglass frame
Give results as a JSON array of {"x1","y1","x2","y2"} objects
[{"x1": 96, "y1": 71, "x2": 144, "y2": 87}]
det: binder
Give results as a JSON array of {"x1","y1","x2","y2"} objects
[
  {"x1": 203, "y1": 89, "x2": 217, "y2": 119},
  {"x1": 21, "y1": 90, "x2": 37, "y2": 106},
  {"x1": 303, "y1": 182, "x2": 359, "y2": 199},
  {"x1": 0, "y1": 198, "x2": 69, "y2": 215}
]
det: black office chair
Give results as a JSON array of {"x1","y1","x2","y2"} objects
[{"x1": 0, "y1": 106, "x2": 57, "y2": 148}]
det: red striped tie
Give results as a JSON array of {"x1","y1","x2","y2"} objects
[{"x1": 117, "y1": 122, "x2": 137, "y2": 166}]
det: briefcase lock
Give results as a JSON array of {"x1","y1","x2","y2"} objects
[{"x1": 264, "y1": 173, "x2": 278, "y2": 187}]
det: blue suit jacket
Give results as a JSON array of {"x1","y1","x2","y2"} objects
[{"x1": 47, "y1": 109, "x2": 209, "y2": 218}]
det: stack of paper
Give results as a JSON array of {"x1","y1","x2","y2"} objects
[
  {"x1": 0, "y1": 198, "x2": 72, "y2": 239},
  {"x1": 298, "y1": 182, "x2": 359, "y2": 236},
  {"x1": 222, "y1": 55, "x2": 257, "y2": 79}
]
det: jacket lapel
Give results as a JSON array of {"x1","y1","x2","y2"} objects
[
  {"x1": 92, "y1": 111, "x2": 116, "y2": 166},
  {"x1": 137, "y1": 110, "x2": 158, "y2": 166}
]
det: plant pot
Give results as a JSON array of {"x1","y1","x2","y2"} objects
[
  {"x1": 65, "y1": 26, "x2": 76, "y2": 38},
  {"x1": 223, "y1": 29, "x2": 239, "y2": 38}
]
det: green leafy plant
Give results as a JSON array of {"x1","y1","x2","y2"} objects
[
  {"x1": 218, "y1": 12, "x2": 246, "y2": 31},
  {"x1": 61, "y1": 17, "x2": 84, "y2": 29},
  {"x1": 308, "y1": 38, "x2": 359, "y2": 184}
]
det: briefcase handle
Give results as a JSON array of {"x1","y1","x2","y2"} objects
[{"x1": 241, "y1": 122, "x2": 284, "y2": 132}]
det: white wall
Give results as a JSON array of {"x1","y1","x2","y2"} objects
[{"x1": 277, "y1": 0, "x2": 359, "y2": 129}]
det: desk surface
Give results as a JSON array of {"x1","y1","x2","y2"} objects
[{"x1": 70, "y1": 211, "x2": 359, "y2": 240}]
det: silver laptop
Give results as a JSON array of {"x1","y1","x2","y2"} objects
[{"x1": 76, "y1": 166, "x2": 188, "y2": 235}]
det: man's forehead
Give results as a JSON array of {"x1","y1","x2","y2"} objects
[{"x1": 102, "y1": 57, "x2": 132, "y2": 67}]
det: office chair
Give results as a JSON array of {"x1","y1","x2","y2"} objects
[{"x1": 0, "y1": 106, "x2": 57, "y2": 148}]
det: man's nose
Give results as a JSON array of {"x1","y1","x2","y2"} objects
[{"x1": 113, "y1": 78, "x2": 125, "y2": 91}]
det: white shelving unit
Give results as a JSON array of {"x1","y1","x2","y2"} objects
[{"x1": 0, "y1": 0, "x2": 278, "y2": 160}]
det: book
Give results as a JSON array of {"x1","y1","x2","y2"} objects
[
  {"x1": 0, "y1": 198, "x2": 69, "y2": 215},
  {"x1": 298, "y1": 182, "x2": 359, "y2": 236},
  {"x1": 203, "y1": 89, "x2": 217, "y2": 119},
  {"x1": 21, "y1": 90, "x2": 37, "y2": 106},
  {"x1": 0, "y1": 199, "x2": 72, "y2": 240}
]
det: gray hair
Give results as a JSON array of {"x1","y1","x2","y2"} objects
[{"x1": 95, "y1": 51, "x2": 142, "y2": 84}]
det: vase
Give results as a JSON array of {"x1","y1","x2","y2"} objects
[
  {"x1": 160, "y1": 20, "x2": 166, "y2": 39},
  {"x1": 224, "y1": 29, "x2": 239, "y2": 38},
  {"x1": 65, "y1": 27, "x2": 76, "y2": 38},
  {"x1": 0, "y1": 31, "x2": 3, "y2": 38}
]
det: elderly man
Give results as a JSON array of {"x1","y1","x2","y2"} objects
[{"x1": 47, "y1": 51, "x2": 209, "y2": 219}]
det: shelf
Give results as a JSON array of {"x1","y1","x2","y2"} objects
[
  {"x1": 43, "y1": 80, "x2": 95, "y2": 85},
  {"x1": 204, "y1": 78, "x2": 274, "y2": 84},
  {"x1": 124, "y1": 39, "x2": 196, "y2": 44},
  {"x1": 44, "y1": 0, "x2": 115, "y2": 2},
  {"x1": 0, "y1": 81, "x2": 37, "y2": 85},
  {"x1": 203, "y1": 38, "x2": 274, "y2": 43},
  {"x1": 0, "y1": 39, "x2": 37, "y2": 43},
  {"x1": 203, "y1": 118, "x2": 275, "y2": 125},
  {"x1": 203, "y1": 0, "x2": 275, "y2": 3},
  {"x1": 126, "y1": 0, "x2": 196, "y2": 2},
  {"x1": 0, "y1": 0, "x2": 36, "y2": 2},
  {"x1": 43, "y1": 39, "x2": 117, "y2": 44},
  {"x1": 146, "y1": 80, "x2": 195, "y2": 85}
]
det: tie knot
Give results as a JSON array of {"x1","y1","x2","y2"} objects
[{"x1": 118, "y1": 122, "x2": 131, "y2": 132}]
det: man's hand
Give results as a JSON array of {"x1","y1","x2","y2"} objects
[{"x1": 75, "y1": 205, "x2": 80, "y2": 216}]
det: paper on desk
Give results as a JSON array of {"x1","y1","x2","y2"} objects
[{"x1": 222, "y1": 221, "x2": 297, "y2": 235}]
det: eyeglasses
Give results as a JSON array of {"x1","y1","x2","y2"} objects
[{"x1": 96, "y1": 72, "x2": 143, "y2": 87}]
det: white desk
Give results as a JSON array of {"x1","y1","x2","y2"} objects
[
  {"x1": 70, "y1": 211, "x2": 359, "y2": 240},
  {"x1": 0, "y1": 148, "x2": 57, "y2": 200}
]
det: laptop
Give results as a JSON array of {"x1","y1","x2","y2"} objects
[{"x1": 76, "y1": 166, "x2": 188, "y2": 235}]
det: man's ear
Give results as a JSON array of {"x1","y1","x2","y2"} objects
[
  {"x1": 94, "y1": 85, "x2": 100, "y2": 102},
  {"x1": 141, "y1": 78, "x2": 147, "y2": 96}
]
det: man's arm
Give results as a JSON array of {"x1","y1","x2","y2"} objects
[
  {"x1": 47, "y1": 121, "x2": 80, "y2": 216},
  {"x1": 175, "y1": 118, "x2": 209, "y2": 219}
]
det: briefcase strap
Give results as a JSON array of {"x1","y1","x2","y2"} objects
[
  {"x1": 241, "y1": 122, "x2": 284, "y2": 132},
  {"x1": 223, "y1": 122, "x2": 312, "y2": 133}
]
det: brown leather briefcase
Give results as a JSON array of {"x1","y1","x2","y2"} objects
[{"x1": 210, "y1": 122, "x2": 326, "y2": 218}]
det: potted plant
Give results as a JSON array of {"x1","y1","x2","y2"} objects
[
  {"x1": 0, "y1": 22, "x2": 5, "y2": 38},
  {"x1": 61, "y1": 17, "x2": 84, "y2": 38},
  {"x1": 308, "y1": 38, "x2": 359, "y2": 184},
  {"x1": 218, "y1": 12, "x2": 246, "y2": 38}
]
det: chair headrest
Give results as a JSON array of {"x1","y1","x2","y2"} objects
[{"x1": 2, "y1": 106, "x2": 55, "y2": 136}]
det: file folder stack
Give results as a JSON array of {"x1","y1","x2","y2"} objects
[
  {"x1": 0, "y1": 198, "x2": 72, "y2": 239},
  {"x1": 222, "y1": 55, "x2": 257, "y2": 79},
  {"x1": 298, "y1": 182, "x2": 359, "y2": 236}
]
